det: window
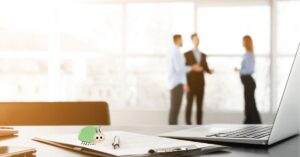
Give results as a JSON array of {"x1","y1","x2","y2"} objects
[
  {"x1": 0, "y1": 59, "x2": 48, "y2": 101},
  {"x1": 0, "y1": 0, "x2": 50, "y2": 51},
  {"x1": 277, "y1": 1, "x2": 300, "y2": 55},
  {"x1": 197, "y1": 4, "x2": 271, "y2": 112},
  {"x1": 276, "y1": 0, "x2": 300, "y2": 109},
  {"x1": 0, "y1": 0, "x2": 50, "y2": 101},
  {"x1": 203, "y1": 57, "x2": 270, "y2": 112},
  {"x1": 0, "y1": 0, "x2": 295, "y2": 114},
  {"x1": 124, "y1": 2, "x2": 194, "y2": 109},
  {"x1": 58, "y1": 2, "x2": 123, "y2": 53},
  {"x1": 125, "y1": 3, "x2": 194, "y2": 54},
  {"x1": 197, "y1": 5, "x2": 270, "y2": 55}
]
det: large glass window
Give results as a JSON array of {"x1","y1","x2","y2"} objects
[
  {"x1": 276, "y1": 0, "x2": 300, "y2": 109},
  {"x1": 0, "y1": 0, "x2": 50, "y2": 101},
  {"x1": 0, "y1": 0, "x2": 50, "y2": 51},
  {"x1": 125, "y1": 3, "x2": 194, "y2": 55},
  {"x1": 197, "y1": 4, "x2": 271, "y2": 112},
  {"x1": 197, "y1": 5, "x2": 270, "y2": 55},
  {"x1": 124, "y1": 2, "x2": 194, "y2": 109},
  {"x1": 204, "y1": 57, "x2": 270, "y2": 112},
  {"x1": 58, "y1": 2, "x2": 123, "y2": 53},
  {"x1": 0, "y1": 0, "x2": 296, "y2": 114}
]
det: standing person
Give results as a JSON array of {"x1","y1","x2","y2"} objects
[
  {"x1": 168, "y1": 34, "x2": 202, "y2": 125},
  {"x1": 239, "y1": 35, "x2": 261, "y2": 124},
  {"x1": 184, "y1": 33, "x2": 213, "y2": 125}
]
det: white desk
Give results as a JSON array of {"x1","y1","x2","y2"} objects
[{"x1": 0, "y1": 126, "x2": 299, "y2": 157}]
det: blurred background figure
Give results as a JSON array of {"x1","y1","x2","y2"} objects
[
  {"x1": 184, "y1": 33, "x2": 213, "y2": 125},
  {"x1": 168, "y1": 34, "x2": 190, "y2": 125},
  {"x1": 238, "y1": 35, "x2": 262, "y2": 124}
]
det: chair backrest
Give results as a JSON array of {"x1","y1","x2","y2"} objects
[{"x1": 0, "y1": 101, "x2": 110, "y2": 125}]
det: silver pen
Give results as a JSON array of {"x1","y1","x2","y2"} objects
[{"x1": 112, "y1": 136, "x2": 120, "y2": 149}]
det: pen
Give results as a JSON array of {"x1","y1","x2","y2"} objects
[
  {"x1": 148, "y1": 145, "x2": 198, "y2": 154},
  {"x1": 112, "y1": 136, "x2": 120, "y2": 150}
]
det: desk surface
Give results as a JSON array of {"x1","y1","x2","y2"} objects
[{"x1": 0, "y1": 126, "x2": 299, "y2": 157}]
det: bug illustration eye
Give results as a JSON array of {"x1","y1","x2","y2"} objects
[
  {"x1": 99, "y1": 135, "x2": 104, "y2": 141},
  {"x1": 95, "y1": 134, "x2": 104, "y2": 141}
]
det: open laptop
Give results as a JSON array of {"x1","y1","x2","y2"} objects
[{"x1": 161, "y1": 44, "x2": 300, "y2": 146}]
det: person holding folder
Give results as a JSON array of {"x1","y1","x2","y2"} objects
[
  {"x1": 184, "y1": 33, "x2": 213, "y2": 125},
  {"x1": 238, "y1": 35, "x2": 262, "y2": 124},
  {"x1": 168, "y1": 34, "x2": 202, "y2": 125}
]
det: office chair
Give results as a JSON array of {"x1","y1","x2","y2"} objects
[{"x1": 0, "y1": 101, "x2": 110, "y2": 125}]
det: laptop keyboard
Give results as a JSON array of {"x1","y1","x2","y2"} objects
[{"x1": 206, "y1": 126, "x2": 272, "y2": 139}]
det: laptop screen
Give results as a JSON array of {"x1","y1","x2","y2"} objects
[{"x1": 268, "y1": 43, "x2": 300, "y2": 145}]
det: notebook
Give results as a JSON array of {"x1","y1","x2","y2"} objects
[
  {"x1": 0, "y1": 146, "x2": 36, "y2": 157},
  {"x1": 33, "y1": 131, "x2": 229, "y2": 157},
  {"x1": 0, "y1": 127, "x2": 18, "y2": 137}
]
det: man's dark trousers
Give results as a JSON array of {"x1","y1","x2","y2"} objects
[
  {"x1": 169, "y1": 84, "x2": 183, "y2": 125},
  {"x1": 186, "y1": 86, "x2": 204, "y2": 125}
]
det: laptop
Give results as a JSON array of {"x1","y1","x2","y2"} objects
[{"x1": 161, "y1": 44, "x2": 300, "y2": 146}]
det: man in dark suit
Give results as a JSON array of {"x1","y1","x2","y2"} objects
[{"x1": 184, "y1": 33, "x2": 213, "y2": 125}]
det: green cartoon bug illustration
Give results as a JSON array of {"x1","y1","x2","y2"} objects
[{"x1": 78, "y1": 126, "x2": 105, "y2": 145}]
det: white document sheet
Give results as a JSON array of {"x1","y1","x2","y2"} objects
[{"x1": 34, "y1": 131, "x2": 226, "y2": 157}]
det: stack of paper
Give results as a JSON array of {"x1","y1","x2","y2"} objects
[{"x1": 0, "y1": 127, "x2": 18, "y2": 137}]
